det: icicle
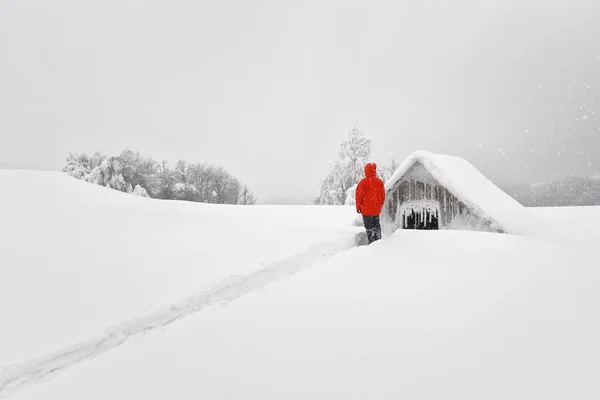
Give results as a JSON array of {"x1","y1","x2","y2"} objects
[{"x1": 443, "y1": 190, "x2": 447, "y2": 213}]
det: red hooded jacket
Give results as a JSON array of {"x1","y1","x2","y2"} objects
[{"x1": 355, "y1": 163, "x2": 386, "y2": 216}]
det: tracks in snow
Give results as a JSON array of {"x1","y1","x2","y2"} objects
[{"x1": 0, "y1": 234, "x2": 361, "y2": 399}]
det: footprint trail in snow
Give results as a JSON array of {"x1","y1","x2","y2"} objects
[{"x1": 0, "y1": 234, "x2": 361, "y2": 399}]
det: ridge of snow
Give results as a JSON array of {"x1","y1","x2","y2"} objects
[
  {"x1": 0, "y1": 235, "x2": 359, "y2": 399},
  {"x1": 385, "y1": 151, "x2": 540, "y2": 235}
]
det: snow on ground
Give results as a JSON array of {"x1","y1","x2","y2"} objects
[
  {"x1": 2, "y1": 171, "x2": 600, "y2": 399},
  {"x1": 0, "y1": 171, "x2": 359, "y2": 368},
  {"x1": 532, "y1": 206, "x2": 600, "y2": 242},
  {"x1": 8, "y1": 229, "x2": 600, "y2": 400}
]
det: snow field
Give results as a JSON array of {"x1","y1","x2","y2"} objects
[
  {"x1": 8, "y1": 229, "x2": 600, "y2": 399},
  {"x1": 2, "y1": 170, "x2": 600, "y2": 399},
  {"x1": 0, "y1": 171, "x2": 358, "y2": 367}
]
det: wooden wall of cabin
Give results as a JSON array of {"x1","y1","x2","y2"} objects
[{"x1": 386, "y1": 179, "x2": 466, "y2": 227}]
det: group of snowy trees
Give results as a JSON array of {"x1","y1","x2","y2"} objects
[
  {"x1": 63, "y1": 149, "x2": 257, "y2": 205},
  {"x1": 316, "y1": 126, "x2": 398, "y2": 205}
]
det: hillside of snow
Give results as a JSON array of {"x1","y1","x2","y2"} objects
[
  {"x1": 0, "y1": 171, "x2": 359, "y2": 368},
  {"x1": 1, "y1": 171, "x2": 600, "y2": 399}
]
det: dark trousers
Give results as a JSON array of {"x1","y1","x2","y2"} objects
[{"x1": 362, "y1": 215, "x2": 382, "y2": 244}]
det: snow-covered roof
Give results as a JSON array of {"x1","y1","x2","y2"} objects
[{"x1": 386, "y1": 151, "x2": 538, "y2": 235}]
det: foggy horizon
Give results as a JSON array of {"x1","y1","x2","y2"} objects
[{"x1": 2, "y1": 0, "x2": 599, "y2": 202}]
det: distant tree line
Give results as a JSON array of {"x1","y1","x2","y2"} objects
[
  {"x1": 63, "y1": 149, "x2": 257, "y2": 205},
  {"x1": 503, "y1": 176, "x2": 600, "y2": 207}
]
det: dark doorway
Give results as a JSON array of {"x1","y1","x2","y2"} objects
[{"x1": 403, "y1": 209, "x2": 439, "y2": 230}]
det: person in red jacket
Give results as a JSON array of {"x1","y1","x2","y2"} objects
[{"x1": 356, "y1": 163, "x2": 386, "y2": 244}]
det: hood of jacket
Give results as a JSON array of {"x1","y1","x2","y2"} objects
[{"x1": 364, "y1": 163, "x2": 377, "y2": 178}]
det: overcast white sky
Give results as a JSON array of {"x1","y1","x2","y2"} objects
[{"x1": 1, "y1": 0, "x2": 599, "y2": 202}]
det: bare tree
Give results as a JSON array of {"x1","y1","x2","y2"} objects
[{"x1": 238, "y1": 185, "x2": 257, "y2": 205}]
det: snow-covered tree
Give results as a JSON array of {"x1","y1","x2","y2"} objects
[
  {"x1": 317, "y1": 161, "x2": 346, "y2": 205},
  {"x1": 172, "y1": 182, "x2": 200, "y2": 202},
  {"x1": 209, "y1": 166, "x2": 239, "y2": 204},
  {"x1": 63, "y1": 153, "x2": 91, "y2": 179},
  {"x1": 238, "y1": 185, "x2": 257, "y2": 205},
  {"x1": 85, "y1": 157, "x2": 133, "y2": 193},
  {"x1": 119, "y1": 149, "x2": 157, "y2": 195},
  {"x1": 156, "y1": 161, "x2": 178, "y2": 200},
  {"x1": 317, "y1": 125, "x2": 372, "y2": 205},
  {"x1": 136, "y1": 157, "x2": 161, "y2": 196},
  {"x1": 381, "y1": 157, "x2": 399, "y2": 182},
  {"x1": 132, "y1": 185, "x2": 150, "y2": 198},
  {"x1": 339, "y1": 125, "x2": 372, "y2": 189},
  {"x1": 344, "y1": 184, "x2": 358, "y2": 206},
  {"x1": 63, "y1": 152, "x2": 107, "y2": 180},
  {"x1": 173, "y1": 160, "x2": 190, "y2": 184}
]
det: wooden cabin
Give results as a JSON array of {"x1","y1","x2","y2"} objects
[
  {"x1": 386, "y1": 161, "x2": 473, "y2": 231},
  {"x1": 379, "y1": 151, "x2": 536, "y2": 234}
]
